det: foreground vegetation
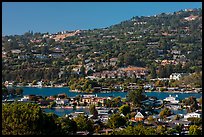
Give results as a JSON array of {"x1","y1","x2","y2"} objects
[{"x1": 2, "y1": 101, "x2": 202, "y2": 135}]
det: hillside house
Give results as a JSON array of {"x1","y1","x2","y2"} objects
[{"x1": 169, "y1": 73, "x2": 188, "y2": 80}]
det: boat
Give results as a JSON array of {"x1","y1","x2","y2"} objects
[{"x1": 163, "y1": 95, "x2": 179, "y2": 104}]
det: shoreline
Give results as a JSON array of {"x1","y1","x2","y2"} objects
[{"x1": 9, "y1": 85, "x2": 202, "y2": 94}]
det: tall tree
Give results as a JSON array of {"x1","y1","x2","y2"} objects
[
  {"x1": 119, "y1": 104, "x2": 131, "y2": 116},
  {"x1": 73, "y1": 114, "x2": 94, "y2": 132},
  {"x1": 56, "y1": 117, "x2": 77, "y2": 135},
  {"x1": 107, "y1": 113, "x2": 127, "y2": 129},
  {"x1": 2, "y1": 102, "x2": 60, "y2": 135},
  {"x1": 150, "y1": 65, "x2": 157, "y2": 78},
  {"x1": 126, "y1": 87, "x2": 145, "y2": 107},
  {"x1": 89, "y1": 104, "x2": 98, "y2": 119}
]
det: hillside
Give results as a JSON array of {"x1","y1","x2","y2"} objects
[{"x1": 2, "y1": 8, "x2": 202, "y2": 83}]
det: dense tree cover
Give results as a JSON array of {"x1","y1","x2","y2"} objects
[
  {"x1": 182, "y1": 96, "x2": 199, "y2": 112},
  {"x1": 2, "y1": 84, "x2": 8, "y2": 96},
  {"x1": 68, "y1": 78, "x2": 100, "y2": 92},
  {"x1": 73, "y1": 114, "x2": 94, "y2": 132},
  {"x1": 126, "y1": 87, "x2": 146, "y2": 107},
  {"x1": 56, "y1": 116, "x2": 77, "y2": 135},
  {"x1": 119, "y1": 104, "x2": 131, "y2": 116},
  {"x1": 113, "y1": 124, "x2": 157, "y2": 135},
  {"x1": 159, "y1": 108, "x2": 172, "y2": 119},
  {"x1": 2, "y1": 102, "x2": 60, "y2": 135},
  {"x1": 2, "y1": 85, "x2": 23, "y2": 99},
  {"x1": 188, "y1": 125, "x2": 202, "y2": 135},
  {"x1": 187, "y1": 118, "x2": 202, "y2": 126},
  {"x1": 89, "y1": 104, "x2": 98, "y2": 119},
  {"x1": 172, "y1": 71, "x2": 202, "y2": 88},
  {"x1": 103, "y1": 96, "x2": 123, "y2": 108},
  {"x1": 107, "y1": 113, "x2": 127, "y2": 129},
  {"x1": 2, "y1": 9, "x2": 202, "y2": 83}
]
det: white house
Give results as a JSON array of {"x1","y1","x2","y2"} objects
[
  {"x1": 55, "y1": 98, "x2": 69, "y2": 105},
  {"x1": 135, "y1": 112, "x2": 145, "y2": 121},
  {"x1": 19, "y1": 95, "x2": 30, "y2": 102},
  {"x1": 169, "y1": 73, "x2": 188, "y2": 80},
  {"x1": 184, "y1": 112, "x2": 201, "y2": 119}
]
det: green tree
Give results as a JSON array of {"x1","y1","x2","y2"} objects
[
  {"x1": 89, "y1": 104, "x2": 98, "y2": 119},
  {"x1": 119, "y1": 104, "x2": 130, "y2": 116},
  {"x1": 107, "y1": 113, "x2": 127, "y2": 129},
  {"x1": 147, "y1": 115, "x2": 154, "y2": 123},
  {"x1": 198, "y1": 97, "x2": 202, "y2": 106},
  {"x1": 56, "y1": 117, "x2": 77, "y2": 135},
  {"x1": 126, "y1": 87, "x2": 145, "y2": 107},
  {"x1": 159, "y1": 108, "x2": 171, "y2": 119},
  {"x1": 189, "y1": 125, "x2": 201, "y2": 135},
  {"x1": 114, "y1": 125, "x2": 156, "y2": 135},
  {"x1": 15, "y1": 88, "x2": 23, "y2": 95},
  {"x1": 150, "y1": 65, "x2": 157, "y2": 78},
  {"x1": 156, "y1": 125, "x2": 167, "y2": 135},
  {"x1": 2, "y1": 84, "x2": 8, "y2": 96},
  {"x1": 73, "y1": 114, "x2": 94, "y2": 132},
  {"x1": 80, "y1": 65, "x2": 86, "y2": 77},
  {"x1": 174, "y1": 124, "x2": 183, "y2": 135},
  {"x1": 158, "y1": 65, "x2": 167, "y2": 78},
  {"x1": 2, "y1": 102, "x2": 60, "y2": 135}
]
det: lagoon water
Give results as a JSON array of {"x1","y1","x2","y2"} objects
[
  {"x1": 22, "y1": 87, "x2": 201, "y2": 117},
  {"x1": 22, "y1": 87, "x2": 202, "y2": 100}
]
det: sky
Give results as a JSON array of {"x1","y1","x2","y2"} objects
[{"x1": 2, "y1": 2, "x2": 202, "y2": 36}]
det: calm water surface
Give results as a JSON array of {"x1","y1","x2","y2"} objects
[
  {"x1": 22, "y1": 87, "x2": 202, "y2": 100},
  {"x1": 22, "y1": 87, "x2": 201, "y2": 117}
]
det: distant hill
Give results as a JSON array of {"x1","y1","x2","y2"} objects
[{"x1": 2, "y1": 8, "x2": 202, "y2": 82}]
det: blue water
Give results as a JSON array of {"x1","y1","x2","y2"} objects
[
  {"x1": 22, "y1": 87, "x2": 202, "y2": 117},
  {"x1": 43, "y1": 107, "x2": 90, "y2": 117},
  {"x1": 22, "y1": 87, "x2": 202, "y2": 100}
]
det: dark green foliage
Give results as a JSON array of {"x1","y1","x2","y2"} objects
[
  {"x1": 114, "y1": 125, "x2": 157, "y2": 135},
  {"x1": 56, "y1": 117, "x2": 77, "y2": 135},
  {"x1": 89, "y1": 104, "x2": 98, "y2": 118},
  {"x1": 2, "y1": 9, "x2": 202, "y2": 83},
  {"x1": 107, "y1": 113, "x2": 127, "y2": 128},
  {"x1": 159, "y1": 108, "x2": 171, "y2": 119},
  {"x1": 2, "y1": 102, "x2": 60, "y2": 135},
  {"x1": 119, "y1": 104, "x2": 131, "y2": 116},
  {"x1": 126, "y1": 87, "x2": 146, "y2": 107},
  {"x1": 73, "y1": 114, "x2": 94, "y2": 132},
  {"x1": 189, "y1": 125, "x2": 202, "y2": 135}
]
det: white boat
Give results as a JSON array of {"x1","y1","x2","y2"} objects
[{"x1": 164, "y1": 95, "x2": 179, "y2": 104}]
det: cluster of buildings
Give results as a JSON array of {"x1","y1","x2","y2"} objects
[
  {"x1": 92, "y1": 66, "x2": 149, "y2": 79},
  {"x1": 2, "y1": 86, "x2": 202, "y2": 135}
]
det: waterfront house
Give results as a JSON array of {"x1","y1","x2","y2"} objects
[
  {"x1": 99, "y1": 115, "x2": 109, "y2": 123},
  {"x1": 38, "y1": 100, "x2": 52, "y2": 106},
  {"x1": 184, "y1": 112, "x2": 202, "y2": 119},
  {"x1": 19, "y1": 95, "x2": 30, "y2": 102},
  {"x1": 55, "y1": 98, "x2": 69, "y2": 105},
  {"x1": 134, "y1": 112, "x2": 145, "y2": 122},
  {"x1": 58, "y1": 93, "x2": 67, "y2": 99},
  {"x1": 93, "y1": 97, "x2": 107, "y2": 106},
  {"x1": 37, "y1": 81, "x2": 43, "y2": 87},
  {"x1": 82, "y1": 97, "x2": 92, "y2": 105}
]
